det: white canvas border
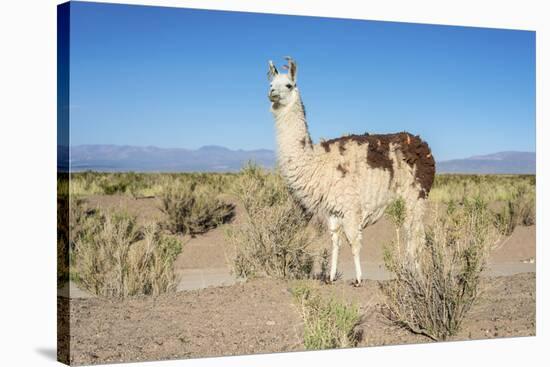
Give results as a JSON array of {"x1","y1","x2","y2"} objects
[{"x1": 0, "y1": 1, "x2": 546, "y2": 366}]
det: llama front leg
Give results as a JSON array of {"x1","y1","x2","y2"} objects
[
  {"x1": 343, "y1": 219, "x2": 363, "y2": 286},
  {"x1": 328, "y1": 216, "x2": 342, "y2": 282}
]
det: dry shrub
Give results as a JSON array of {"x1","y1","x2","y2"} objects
[
  {"x1": 73, "y1": 210, "x2": 182, "y2": 297},
  {"x1": 317, "y1": 248, "x2": 331, "y2": 282},
  {"x1": 57, "y1": 193, "x2": 70, "y2": 283},
  {"x1": 493, "y1": 184, "x2": 536, "y2": 236},
  {"x1": 225, "y1": 163, "x2": 318, "y2": 280},
  {"x1": 57, "y1": 190, "x2": 93, "y2": 284},
  {"x1": 381, "y1": 197, "x2": 499, "y2": 341},
  {"x1": 128, "y1": 223, "x2": 183, "y2": 296},
  {"x1": 291, "y1": 282, "x2": 362, "y2": 349},
  {"x1": 161, "y1": 182, "x2": 234, "y2": 236}
]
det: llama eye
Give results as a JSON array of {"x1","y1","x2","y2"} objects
[{"x1": 286, "y1": 84, "x2": 293, "y2": 89}]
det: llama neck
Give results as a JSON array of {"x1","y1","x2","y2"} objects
[{"x1": 271, "y1": 94, "x2": 314, "y2": 171}]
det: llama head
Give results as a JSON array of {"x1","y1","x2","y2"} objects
[{"x1": 267, "y1": 57, "x2": 298, "y2": 108}]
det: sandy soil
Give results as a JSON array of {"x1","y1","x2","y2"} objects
[
  {"x1": 59, "y1": 194, "x2": 535, "y2": 365},
  {"x1": 83, "y1": 195, "x2": 536, "y2": 271},
  {"x1": 62, "y1": 273, "x2": 535, "y2": 365}
]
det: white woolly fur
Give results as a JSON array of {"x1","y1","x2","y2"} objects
[{"x1": 268, "y1": 57, "x2": 428, "y2": 285}]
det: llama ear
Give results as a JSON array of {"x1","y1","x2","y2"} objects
[
  {"x1": 285, "y1": 56, "x2": 297, "y2": 82},
  {"x1": 267, "y1": 60, "x2": 278, "y2": 80}
]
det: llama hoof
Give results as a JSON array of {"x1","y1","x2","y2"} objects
[{"x1": 353, "y1": 280, "x2": 362, "y2": 287}]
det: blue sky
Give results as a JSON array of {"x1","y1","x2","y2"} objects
[{"x1": 68, "y1": 1, "x2": 535, "y2": 161}]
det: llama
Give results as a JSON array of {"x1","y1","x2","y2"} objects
[{"x1": 267, "y1": 57, "x2": 435, "y2": 286}]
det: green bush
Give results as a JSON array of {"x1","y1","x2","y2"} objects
[{"x1": 291, "y1": 283, "x2": 362, "y2": 349}]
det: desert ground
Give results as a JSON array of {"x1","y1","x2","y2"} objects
[{"x1": 58, "y1": 173, "x2": 536, "y2": 365}]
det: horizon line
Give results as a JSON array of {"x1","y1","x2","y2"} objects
[{"x1": 61, "y1": 143, "x2": 536, "y2": 162}]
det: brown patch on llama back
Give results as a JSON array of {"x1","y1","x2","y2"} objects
[
  {"x1": 320, "y1": 132, "x2": 435, "y2": 198},
  {"x1": 336, "y1": 163, "x2": 348, "y2": 177},
  {"x1": 396, "y1": 133, "x2": 435, "y2": 198},
  {"x1": 321, "y1": 139, "x2": 347, "y2": 154}
]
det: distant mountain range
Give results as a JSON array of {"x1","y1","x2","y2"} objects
[
  {"x1": 63, "y1": 145, "x2": 535, "y2": 174},
  {"x1": 436, "y1": 151, "x2": 535, "y2": 174},
  {"x1": 68, "y1": 145, "x2": 275, "y2": 172}
]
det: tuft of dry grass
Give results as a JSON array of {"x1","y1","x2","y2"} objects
[
  {"x1": 429, "y1": 174, "x2": 535, "y2": 204},
  {"x1": 291, "y1": 282, "x2": 362, "y2": 350},
  {"x1": 225, "y1": 163, "x2": 319, "y2": 280},
  {"x1": 69, "y1": 171, "x2": 239, "y2": 198},
  {"x1": 161, "y1": 182, "x2": 234, "y2": 236},
  {"x1": 381, "y1": 197, "x2": 499, "y2": 341},
  {"x1": 72, "y1": 210, "x2": 182, "y2": 298}
]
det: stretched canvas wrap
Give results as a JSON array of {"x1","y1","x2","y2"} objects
[{"x1": 57, "y1": 1, "x2": 536, "y2": 365}]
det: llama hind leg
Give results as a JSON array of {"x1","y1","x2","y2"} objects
[
  {"x1": 343, "y1": 220, "x2": 363, "y2": 286},
  {"x1": 403, "y1": 197, "x2": 427, "y2": 262},
  {"x1": 328, "y1": 216, "x2": 342, "y2": 282}
]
